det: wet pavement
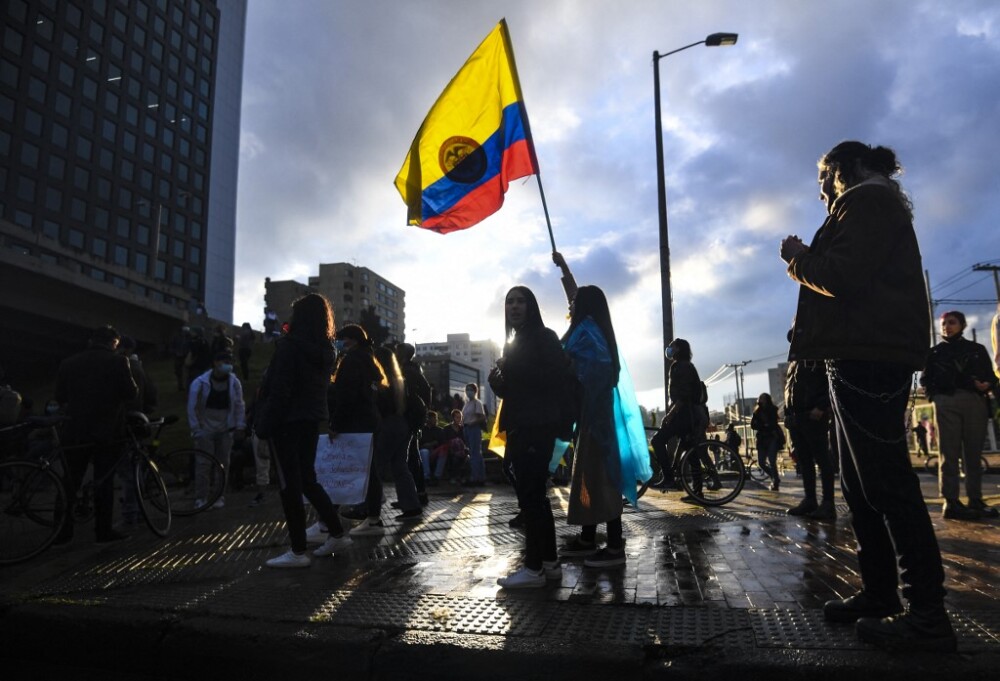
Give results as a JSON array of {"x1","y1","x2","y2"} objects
[{"x1": 1, "y1": 468, "x2": 998, "y2": 680}]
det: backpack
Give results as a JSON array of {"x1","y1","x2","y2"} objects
[
  {"x1": 698, "y1": 381, "x2": 709, "y2": 405},
  {"x1": 0, "y1": 385, "x2": 22, "y2": 425}
]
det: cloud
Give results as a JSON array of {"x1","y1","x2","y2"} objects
[{"x1": 232, "y1": 0, "x2": 1000, "y2": 409}]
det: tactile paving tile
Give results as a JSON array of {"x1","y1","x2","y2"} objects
[
  {"x1": 544, "y1": 602, "x2": 652, "y2": 644},
  {"x1": 961, "y1": 609, "x2": 1000, "y2": 642},
  {"x1": 649, "y1": 607, "x2": 754, "y2": 648},
  {"x1": 750, "y1": 608, "x2": 863, "y2": 649},
  {"x1": 948, "y1": 610, "x2": 1000, "y2": 651}
]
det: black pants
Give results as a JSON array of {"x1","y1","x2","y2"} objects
[
  {"x1": 406, "y1": 433, "x2": 425, "y2": 495},
  {"x1": 273, "y1": 420, "x2": 343, "y2": 553},
  {"x1": 238, "y1": 348, "x2": 252, "y2": 381},
  {"x1": 651, "y1": 409, "x2": 694, "y2": 480},
  {"x1": 788, "y1": 417, "x2": 835, "y2": 502},
  {"x1": 581, "y1": 516, "x2": 623, "y2": 550},
  {"x1": 58, "y1": 441, "x2": 119, "y2": 540},
  {"x1": 507, "y1": 425, "x2": 557, "y2": 571},
  {"x1": 829, "y1": 359, "x2": 946, "y2": 607}
]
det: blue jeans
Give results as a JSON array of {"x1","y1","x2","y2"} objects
[{"x1": 465, "y1": 425, "x2": 485, "y2": 482}]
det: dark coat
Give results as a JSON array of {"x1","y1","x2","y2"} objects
[
  {"x1": 921, "y1": 336, "x2": 998, "y2": 401},
  {"x1": 491, "y1": 324, "x2": 571, "y2": 432},
  {"x1": 328, "y1": 346, "x2": 381, "y2": 433},
  {"x1": 783, "y1": 360, "x2": 830, "y2": 422},
  {"x1": 257, "y1": 335, "x2": 334, "y2": 435},
  {"x1": 55, "y1": 346, "x2": 138, "y2": 443},
  {"x1": 787, "y1": 182, "x2": 930, "y2": 370}
]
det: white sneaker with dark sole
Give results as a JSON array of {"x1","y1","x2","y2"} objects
[
  {"x1": 305, "y1": 521, "x2": 328, "y2": 545},
  {"x1": 497, "y1": 567, "x2": 545, "y2": 589},
  {"x1": 312, "y1": 534, "x2": 354, "y2": 557},
  {"x1": 542, "y1": 560, "x2": 562, "y2": 580},
  {"x1": 265, "y1": 550, "x2": 311, "y2": 569}
]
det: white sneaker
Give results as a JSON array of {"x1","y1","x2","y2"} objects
[
  {"x1": 211, "y1": 497, "x2": 225, "y2": 509},
  {"x1": 542, "y1": 560, "x2": 562, "y2": 580},
  {"x1": 194, "y1": 498, "x2": 206, "y2": 509},
  {"x1": 265, "y1": 550, "x2": 311, "y2": 569},
  {"x1": 305, "y1": 521, "x2": 328, "y2": 545},
  {"x1": 349, "y1": 517, "x2": 386, "y2": 536},
  {"x1": 312, "y1": 534, "x2": 353, "y2": 557},
  {"x1": 497, "y1": 566, "x2": 545, "y2": 589}
]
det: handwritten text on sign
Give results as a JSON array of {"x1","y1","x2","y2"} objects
[{"x1": 314, "y1": 433, "x2": 374, "y2": 505}]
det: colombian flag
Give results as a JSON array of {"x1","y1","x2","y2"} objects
[{"x1": 394, "y1": 20, "x2": 538, "y2": 234}]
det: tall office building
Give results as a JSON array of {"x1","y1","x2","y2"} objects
[{"x1": 0, "y1": 0, "x2": 246, "y2": 376}]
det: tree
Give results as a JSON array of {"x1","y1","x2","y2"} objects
[{"x1": 359, "y1": 305, "x2": 389, "y2": 347}]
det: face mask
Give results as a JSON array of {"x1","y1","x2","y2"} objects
[
  {"x1": 218, "y1": 363, "x2": 233, "y2": 374},
  {"x1": 465, "y1": 390, "x2": 475, "y2": 397},
  {"x1": 665, "y1": 345, "x2": 675, "y2": 359},
  {"x1": 334, "y1": 340, "x2": 346, "y2": 353}
]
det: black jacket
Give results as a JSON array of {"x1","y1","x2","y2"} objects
[
  {"x1": 787, "y1": 182, "x2": 929, "y2": 370},
  {"x1": 783, "y1": 360, "x2": 830, "y2": 424},
  {"x1": 491, "y1": 324, "x2": 571, "y2": 432},
  {"x1": 55, "y1": 346, "x2": 138, "y2": 443},
  {"x1": 921, "y1": 335, "x2": 998, "y2": 401},
  {"x1": 257, "y1": 335, "x2": 334, "y2": 434},
  {"x1": 328, "y1": 346, "x2": 381, "y2": 433}
]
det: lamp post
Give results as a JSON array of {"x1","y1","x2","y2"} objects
[{"x1": 654, "y1": 32, "x2": 737, "y2": 407}]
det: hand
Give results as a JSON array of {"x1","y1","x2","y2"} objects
[
  {"x1": 552, "y1": 251, "x2": 567, "y2": 270},
  {"x1": 780, "y1": 235, "x2": 808, "y2": 263},
  {"x1": 973, "y1": 379, "x2": 990, "y2": 393}
]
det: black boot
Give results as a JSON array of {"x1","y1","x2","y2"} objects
[
  {"x1": 855, "y1": 605, "x2": 956, "y2": 652},
  {"x1": 787, "y1": 498, "x2": 818, "y2": 516},
  {"x1": 942, "y1": 498, "x2": 980, "y2": 520},
  {"x1": 968, "y1": 499, "x2": 999, "y2": 518},
  {"x1": 807, "y1": 499, "x2": 836, "y2": 520},
  {"x1": 823, "y1": 591, "x2": 903, "y2": 623}
]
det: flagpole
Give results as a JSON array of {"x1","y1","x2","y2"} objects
[
  {"x1": 534, "y1": 174, "x2": 557, "y2": 252},
  {"x1": 501, "y1": 19, "x2": 557, "y2": 253}
]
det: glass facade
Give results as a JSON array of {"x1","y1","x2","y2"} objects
[{"x1": 0, "y1": 0, "x2": 244, "y2": 317}]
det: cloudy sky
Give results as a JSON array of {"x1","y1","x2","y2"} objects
[{"x1": 232, "y1": 0, "x2": 1000, "y2": 410}]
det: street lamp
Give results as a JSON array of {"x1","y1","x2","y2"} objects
[{"x1": 654, "y1": 32, "x2": 737, "y2": 407}]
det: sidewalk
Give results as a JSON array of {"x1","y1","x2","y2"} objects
[{"x1": 1, "y1": 471, "x2": 998, "y2": 680}]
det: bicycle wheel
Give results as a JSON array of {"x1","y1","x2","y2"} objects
[
  {"x1": 746, "y1": 457, "x2": 769, "y2": 482},
  {"x1": 135, "y1": 458, "x2": 171, "y2": 536},
  {"x1": 636, "y1": 447, "x2": 663, "y2": 500},
  {"x1": 679, "y1": 441, "x2": 745, "y2": 506},
  {"x1": 154, "y1": 448, "x2": 224, "y2": 515},
  {"x1": 0, "y1": 461, "x2": 68, "y2": 565}
]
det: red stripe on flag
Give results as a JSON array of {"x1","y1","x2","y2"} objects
[{"x1": 420, "y1": 140, "x2": 536, "y2": 234}]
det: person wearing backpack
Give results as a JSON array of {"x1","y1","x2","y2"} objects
[{"x1": 751, "y1": 393, "x2": 783, "y2": 491}]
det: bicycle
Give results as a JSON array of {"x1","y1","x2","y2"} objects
[
  {"x1": 923, "y1": 453, "x2": 990, "y2": 475},
  {"x1": 0, "y1": 412, "x2": 173, "y2": 565},
  {"x1": 637, "y1": 429, "x2": 746, "y2": 506},
  {"x1": 143, "y1": 415, "x2": 226, "y2": 516}
]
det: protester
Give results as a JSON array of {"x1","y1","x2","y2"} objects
[
  {"x1": 187, "y1": 350, "x2": 246, "y2": 509},
  {"x1": 347, "y1": 344, "x2": 424, "y2": 533},
  {"x1": 781, "y1": 141, "x2": 953, "y2": 650},
  {"x1": 417, "y1": 411, "x2": 448, "y2": 485},
  {"x1": 311, "y1": 324, "x2": 385, "y2": 541},
  {"x1": 649, "y1": 338, "x2": 707, "y2": 495},
  {"x1": 783, "y1": 359, "x2": 836, "y2": 519},
  {"x1": 724, "y1": 423, "x2": 742, "y2": 453},
  {"x1": 750, "y1": 393, "x2": 783, "y2": 491},
  {"x1": 54, "y1": 325, "x2": 138, "y2": 544},
  {"x1": 119, "y1": 335, "x2": 157, "y2": 415},
  {"x1": 920, "y1": 310, "x2": 999, "y2": 520},
  {"x1": 438, "y1": 409, "x2": 468, "y2": 483},
  {"x1": 256, "y1": 294, "x2": 349, "y2": 568},
  {"x1": 395, "y1": 342, "x2": 431, "y2": 505},
  {"x1": 556, "y1": 285, "x2": 629, "y2": 567},
  {"x1": 461, "y1": 383, "x2": 488, "y2": 486},
  {"x1": 913, "y1": 419, "x2": 930, "y2": 458},
  {"x1": 237, "y1": 322, "x2": 256, "y2": 381},
  {"x1": 185, "y1": 328, "x2": 212, "y2": 388},
  {"x1": 489, "y1": 286, "x2": 571, "y2": 588}
]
